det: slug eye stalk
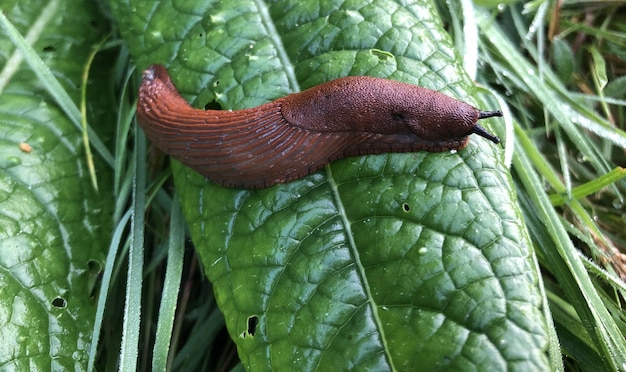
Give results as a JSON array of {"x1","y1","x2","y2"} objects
[
  {"x1": 478, "y1": 110, "x2": 503, "y2": 120},
  {"x1": 470, "y1": 124, "x2": 501, "y2": 144},
  {"x1": 470, "y1": 110, "x2": 503, "y2": 144}
]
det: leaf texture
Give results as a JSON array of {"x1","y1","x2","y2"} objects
[
  {"x1": 112, "y1": 0, "x2": 549, "y2": 369},
  {"x1": 0, "y1": 0, "x2": 113, "y2": 369}
]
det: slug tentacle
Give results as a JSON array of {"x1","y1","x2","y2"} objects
[
  {"x1": 478, "y1": 110, "x2": 503, "y2": 120},
  {"x1": 470, "y1": 124, "x2": 501, "y2": 144},
  {"x1": 136, "y1": 64, "x2": 501, "y2": 189}
]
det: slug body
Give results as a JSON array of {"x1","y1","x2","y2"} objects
[{"x1": 137, "y1": 64, "x2": 501, "y2": 189}]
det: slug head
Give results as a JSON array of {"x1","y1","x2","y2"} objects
[{"x1": 387, "y1": 88, "x2": 501, "y2": 145}]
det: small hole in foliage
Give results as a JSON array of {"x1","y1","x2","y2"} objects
[
  {"x1": 88, "y1": 259, "x2": 102, "y2": 274},
  {"x1": 402, "y1": 203, "x2": 410, "y2": 212},
  {"x1": 205, "y1": 100, "x2": 222, "y2": 110},
  {"x1": 52, "y1": 297, "x2": 67, "y2": 308},
  {"x1": 88, "y1": 259, "x2": 103, "y2": 299},
  {"x1": 247, "y1": 315, "x2": 259, "y2": 337}
]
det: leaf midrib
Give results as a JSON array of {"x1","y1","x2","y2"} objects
[
  {"x1": 254, "y1": 0, "x2": 299, "y2": 92},
  {"x1": 325, "y1": 165, "x2": 397, "y2": 371}
]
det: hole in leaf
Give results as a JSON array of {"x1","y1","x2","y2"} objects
[
  {"x1": 247, "y1": 315, "x2": 258, "y2": 337},
  {"x1": 88, "y1": 259, "x2": 103, "y2": 299},
  {"x1": 205, "y1": 100, "x2": 222, "y2": 110},
  {"x1": 88, "y1": 259, "x2": 102, "y2": 274},
  {"x1": 402, "y1": 203, "x2": 410, "y2": 212},
  {"x1": 52, "y1": 297, "x2": 67, "y2": 308}
]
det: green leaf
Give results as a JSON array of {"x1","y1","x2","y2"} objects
[
  {"x1": 0, "y1": 0, "x2": 113, "y2": 369},
  {"x1": 112, "y1": 0, "x2": 549, "y2": 369},
  {"x1": 589, "y1": 45, "x2": 608, "y2": 90},
  {"x1": 551, "y1": 37, "x2": 575, "y2": 83},
  {"x1": 549, "y1": 167, "x2": 626, "y2": 206},
  {"x1": 605, "y1": 75, "x2": 626, "y2": 98}
]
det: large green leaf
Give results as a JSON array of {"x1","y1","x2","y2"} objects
[
  {"x1": 112, "y1": 0, "x2": 549, "y2": 369},
  {"x1": 0, "y1": 0, "x2": 113, "y2": 369}
]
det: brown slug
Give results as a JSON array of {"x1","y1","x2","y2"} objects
[{"x1": 137, "y1": 64, "x2": 501, "y2": 189}]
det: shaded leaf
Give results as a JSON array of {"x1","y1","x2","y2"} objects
[
  {"x1": 0, "y1": 0, "x2": 113, "y2": 369},
  {"x1": 551, "y1": 37, "x2": 575, "y2": 83}
]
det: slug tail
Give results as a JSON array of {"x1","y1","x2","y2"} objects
[
  {"x1": 143, "y1": 64, "x2": 170, "y2": 84},
  {"x1": 139, "y1": 65, "x2": 192, "y2": 110}
]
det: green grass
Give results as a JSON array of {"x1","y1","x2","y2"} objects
[{"x1": 471, "y1": 2, "x2": 626, "y2": 371}]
